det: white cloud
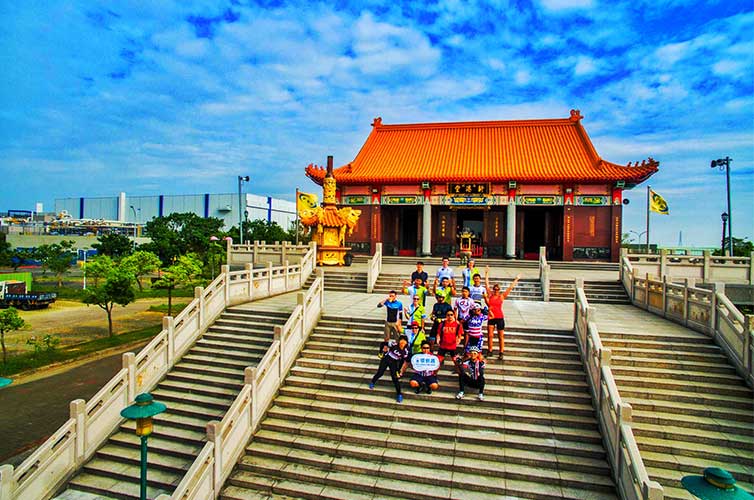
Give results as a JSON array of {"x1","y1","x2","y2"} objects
[
  {"x1": 539, "y1": 0, "x2": 594, "y2": 10},
  {"x1": 573, "y1": 56, "x2": 598, "y2": 76},
  {"x1": 513, "y1": 69, "x2": 531, "y2": 86}
]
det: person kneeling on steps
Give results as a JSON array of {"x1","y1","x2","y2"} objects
[
  {"x1": 409, "y1": 342, "x2": 440, "y2": 395},
  {"x1": 455, "y1": 346, "x2": 486, "y2": 401}
]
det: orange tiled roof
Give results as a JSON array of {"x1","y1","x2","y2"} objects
[{"x1": 305, "y1": 110, "x2": 658, "y2": 186}]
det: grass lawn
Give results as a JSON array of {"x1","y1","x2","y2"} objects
[{"x1": 0, "y1": 324, "x2": 162, "y2": 377}]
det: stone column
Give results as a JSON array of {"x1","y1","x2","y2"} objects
[
  {"x1": 422, "y1": 200, "x2": 431, "y2": 256},
  {"x1": 506, "y1": 203, "x2": 516, "y2": 259}
]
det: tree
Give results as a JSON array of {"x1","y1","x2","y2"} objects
[
  {"x1": 92, "y1": 233, "x2": 134, "y2": 259},
  {"x1": 82, "y1": 264, "x2": 136, "y2": 337},
  {"x1": 153, "y1": 254, "x2": 203, "y2": 316},
  {"x1": 227, "y1": 219, "x2": 293, "y2": 244},
  {"x1": 0, "y1": 234, "x2": 11, "y2": 268},
  {"x1": 121, "y1": 250, "x2": 161, "y2": 291},
  {"x1": 37, "y1": 240, "x2": 76, "y2": 286},
  {"x1": 0, "y1": 307, "x2": 26, "y2": 365},
  {"x1": 84, "y1": 255, "x2": 115, "y2": 288},
  {"x1": 713, "y1": 237, "x2": 754, "y2": 257},
  {"x1": 140, "y1": 213, "x2": 225, "y2": 266}
]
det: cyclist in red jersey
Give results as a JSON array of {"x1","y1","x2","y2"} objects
[{"x1": 485, "y1": 273, "x2": 521, "y2": 359}]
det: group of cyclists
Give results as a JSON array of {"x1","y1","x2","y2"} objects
[{"x1": 371, "y1": 258, "x2": 521, "y2": 403}]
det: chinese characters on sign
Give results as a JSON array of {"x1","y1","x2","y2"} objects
[
  {"x1": 448, "y1": 183, "x2": 489, "y2": 195},
  {"x1": 383, "y1": 195, "x2": 419, "y2": 205}
]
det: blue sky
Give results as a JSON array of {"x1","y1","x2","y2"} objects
[{"x1": 0, "y1": 0, "x2": 752, "y2": 247}]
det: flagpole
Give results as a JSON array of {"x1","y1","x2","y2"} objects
[
  {"x1": 646, "y1": 185, "x2": 650, "y2": 254},
  {"x1": 295, "y1": 187, "x2": 300, "y2": 245}
]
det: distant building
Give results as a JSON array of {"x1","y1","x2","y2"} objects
[{"x1": 54, "y1": 192, "x2": 295, "y2": 230}]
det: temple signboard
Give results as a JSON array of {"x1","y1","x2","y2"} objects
[
  {"x1": 448, "y1": 183, "x2": 489, "y2": 195},
  {"x1": 518, "y1": 195, "x2": 561, "y2": 206},
  {"x1": 577, "y1": 195, "x2": 609, "y2": 206},
  {"x1": 383, "y1": 195, "x2": 420, "y2": 205}
]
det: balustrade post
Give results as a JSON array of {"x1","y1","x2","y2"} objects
[
  {"x1": 253, "y1": 240, "x2": 260, "y2": 266},
  {"x1": 683, "y1": 278, "x2": 692, "y2": 327},
  {"x1": 245, "y1": 263, "x2": 254, "y2": 301},
  {"x1": 221, "y1": 265, "x2": 230, "y2": 305},
  {"x1": 662, "y1": 275, "x2": 669, "y2": 318},
  {"x1": 616, "y1": 403, "x2": 632, "y2": 466},
  {"x1": 70, "y1": 399, "x2": 87, "y2": 465},
  {"x1": 644, "y1": 273, "x2": 651, "y2": 309},
  {"x1": 245, "y1": 367, "x2": 258, "y2": 429},
  {"x1": 703, "y1": 250, "x2": 711, "y2": 282},
  {"x1": 195, "y1": 286, "x2": 204, "y2": 329},
  {"x1": 285, "y1": 260, "x2": 290, "y2": 291},
  {"x1": 267, "y1": 262, "x2": 274, "y2": 294},
  {"x1": 206, "y1": 421, "x2": 223, "y2": 495},
  {"x1": 274, "y1": 326, "x2": 284, "y2": 378},
  {"x1": 298, "y1": 292, "x2": 306, "y2": 341},
  {"x1": 163, "y1": 316, "x2": 175, "y2": 365},
  {"x1": 0, "y1": 464, "x2": 15, "y2": 499},
  {"x1": 645, "y1": 481, "x2": 664, "y2": 500},
  {"x1": 712, "y1": 283, "x2": 725, "y2": 336},
  {"x1": 749, "y1": 251, "x2": 754, "y2": 285},
  {"x1": 317, "y1": 268, "x2": 325, "y2": 309},
  {"x1": 744, "y1": 315, "x2": 753, "y2": 382},
  {"x1": 226, "y1": 237, "x2": 232, "y2": 269},
  {"x1": 123, "y1": 352, "x2": 136, "y2": 401},
  {"x1": 282, "y1": 241, "x2": 288, "y2": 265},
  {"x1": 659, "y1": 249, "x2": 668, "y2": 278}
]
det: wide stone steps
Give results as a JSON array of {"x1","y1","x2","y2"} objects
[
  {"x1": 601, "y1": 329, "x2": 754, "y2": 493},
  {"x1": 222, "y1": 315, "x2": 618, "y2": 499},
  {"x1": 353, "y1": 255, "x2": 620, "y2": 272},
  {"x1": 549, "y1": 280, "x2": 630, "y2": 304},
  {"x1": 373, "y1": 274, "x2": 543, "y2": 301},
  {"x1": 60, "y1": 308, "x2": 281, "y2": 500},
  {"x1": 304, "y1": 272, "x2": 367, "y2": 292}
]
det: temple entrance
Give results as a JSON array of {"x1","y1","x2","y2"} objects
[
  {"x1": 456, "y1": 209, "x2": 485, "y2": 257},
  {"x1": 519, "y1": 207, "x2": 563, "y2": 260},
  {"x1": 398, "y1": 207, "x2": 419, "y2": 255}
]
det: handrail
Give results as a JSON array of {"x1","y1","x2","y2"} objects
[
  {"x1": 0, "y1": 257, "x2": 315, "y2": 500},
  {"x1": 157, "y1": 270, "x2": 325, "y2": 500},
  {"x1": 573, "y1": 281, "x2": 663, "y2": 500},
  {"x1": 620, "y1": 248, "x2": 753, "y2": 284},
  {"x1": 226, "y1": 240, "x2": 315, "y2": 268},
  {"x1": 367, "y1": 242, "x2": 383, "y2": 293},
  {"x1": 539, "y1": 245, "x2": 550, "y2": 302}
]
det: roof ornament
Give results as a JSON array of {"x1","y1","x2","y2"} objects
[
  {"x1": 372, "y1": 117, "x2": 383, "y2": 128},
  {"x1": 569, "y1": 109, "x2": 583, "y2": 121}
]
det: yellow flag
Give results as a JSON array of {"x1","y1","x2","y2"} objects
[
  {"x1": 649, "y1": 189, "x2": 669, "y2": 215},
  {"x1": 297, "y1": 191, "x2": 318, "y2": 214}
]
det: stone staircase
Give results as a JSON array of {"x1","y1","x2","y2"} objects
[
  {"x1": 221, "y1": 315, "x2": 618, "y2": 499},
  {"x1": 57, "y1": 308, "x2": 289, "y2": 500},
  {"x1": 304, "y1": 271, "x2": 368, "y2": 292},
  {"x1": 550, "y1": 280, "x2": 630, "y2": 304},
  {"x1": 373, "y1": 273, "x2": 543, "y2": 301},
  {"x1": 353, "y1": 255, "x2": 619, "y2": 272},
  {"x1": 601, "y1": 328, "x2": 754, "y2": 499}
]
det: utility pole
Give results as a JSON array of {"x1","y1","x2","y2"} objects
[{"x1": 238, "y1": 175, "x2": 250, "y2": 244}]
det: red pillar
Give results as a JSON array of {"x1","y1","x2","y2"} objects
[
  {"x1": 563, "y1": 205, "x2": 574, "y2": 261},
  {"x1": 610, "y1": 188, "x2": 623, "y2": 262}
]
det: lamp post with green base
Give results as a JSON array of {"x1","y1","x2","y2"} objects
[
  {"x1": 120, "y1": 393, "x2": 167, "y2": 500},
  {"x1": 0, "y1": 377, "x2": 12, "y2": 388},
  {"x1": 682, "y1": 467, "x2": 754, "y2": 499}
]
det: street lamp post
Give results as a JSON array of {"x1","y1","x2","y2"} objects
[
  {"x1": 238, "y1": 176, "x2": 250, "y2": 245},
  {"x1": 120, "y1": 393, "x2": 167, "y2": 500},
  {"x1": 720, "y1": 212, "x2": 729, "y2": 256},
  {"x1": 710, "y1": 157, "x2": 733, "y2": 257}
]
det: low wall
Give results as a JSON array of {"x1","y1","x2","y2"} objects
[
  {"x1": 227, "y1": 240, "x2": 315, "y2": 268},
  {"x1": 623, "y1": 249, "x2": 753, "y2": 285}
]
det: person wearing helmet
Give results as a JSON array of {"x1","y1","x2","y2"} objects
[
  {"x1": 463, "y1": 301, "x2": 487, "y2": 356},
  {"x1": 455, "y1": 346, "x2": 486, "y2": 401},
  {"x1": 370, "y1": 335, "x2": 410, "y2": 403}
]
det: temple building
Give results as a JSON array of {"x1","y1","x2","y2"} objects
[{"x1": 305, "y1": 110, "x2": 658, "y2": 262}]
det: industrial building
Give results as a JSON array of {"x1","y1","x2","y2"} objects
[{"x1": 54, "y1": 192, "x2": 296, "y2": 230}]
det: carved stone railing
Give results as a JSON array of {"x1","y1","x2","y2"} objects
[
  {"x1": 227, "y1": 240, "x2": 316, "y2": 268},
  {"x1": 367, "y1": 242, "x2": 383, "y2": 294},
  {"x1": 621, "y1": 256, "x2": 753, "y2": 388},
  {"x1": 574, "y1": 281, "x2": 663, "y2": 500},
  {"x1": 539, "y1": 245, "x2": 551, "y2": 302},
  {"x1": 622, "y1": 248, "x2": 753, "y2": 284},
  {"x1": 0, "y1": 254, "x2": 317, "y2": 500},
  {"x1": 157, "y1": 270, "x2": 324, "y2": 500}
]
